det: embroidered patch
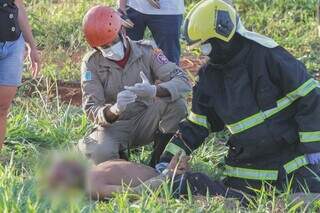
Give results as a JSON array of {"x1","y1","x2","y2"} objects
[
  {"x1": 170, "y1": 69, "x2": 189, "y2": 83},
  {"x1": 82, "y1": 71, "x2": 92, "y2": 81},
  {"x1": 154, "y1": 48, "x2": 169, "y2": 65},
  {"x1": 170, "y1": 69, "x2": 184, "y2": 79}
]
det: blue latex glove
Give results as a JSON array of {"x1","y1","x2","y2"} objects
[{"x1": 307, "y1": 153, "x2": 320, "y2": 165}]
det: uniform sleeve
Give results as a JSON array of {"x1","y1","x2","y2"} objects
[
  {"x1": 149, "y1": 48, "x2": 192, "y2": 101},
  {"x1": 81, "y1": 57, "x2": 112, "y2": 126},
  {"x1": 266, "y1": 47, "x2": 320, "y2": 153},
  {"x1": 159, "y1": 79, "x2": 225, "y2": 163}
]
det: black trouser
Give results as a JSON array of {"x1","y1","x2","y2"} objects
[
  {"x1": 173, "y1": 165, "x2": 320, "y2": 202},
  {"x1": 224, "y1": 164, "x2": 320, "y2": 195},
  {"x1": 172, "y1": 172, "x2": 246, "y2": 202}
]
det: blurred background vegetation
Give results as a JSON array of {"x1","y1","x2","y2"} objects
[{"x1": 24, "y1": 0, "x2": 319, "y2": 81}]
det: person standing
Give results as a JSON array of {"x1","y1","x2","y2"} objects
[
  {"x1": 0, "y1": 0, "x2": 40, "y2": 149},
  {"x1": 118, "y1": 0, "x2": 184, "y2": 65}
]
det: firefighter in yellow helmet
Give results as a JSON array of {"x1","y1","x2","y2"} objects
[{"x1": 156, "y1": 0, "x2": 320, "y2": 199}]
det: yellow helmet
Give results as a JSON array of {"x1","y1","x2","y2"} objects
[{"x1": 183, "y1": 0, "x2": 237, "y2": 47}]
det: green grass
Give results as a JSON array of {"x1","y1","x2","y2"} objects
[
  {"x1": 24, "y1": 0, "x2": 320, "y2": 80},
  {"x1": 2, "y1": 0, "x2": 320, "y2": 212}
]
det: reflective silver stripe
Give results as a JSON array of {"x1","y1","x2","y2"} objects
[
  {"x1": 299, "y1": 131, "x2": 320, "y2": 143},
  {"x1": 227, "y1": 79, "x2": 319, "y2": 134},
  {"x1": 223, "y1": 165, "x2": 278, "y2": 181},
  {"x1": 187, "y1": 111, "x2": 209, "y2": 129},
  {"x1": 284, "y1": 155, "x2": 309, "y2": 174}
]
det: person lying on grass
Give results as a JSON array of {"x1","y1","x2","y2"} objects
[{"x1": 47, "y1": 153, "x2": 245, "y2": 201}]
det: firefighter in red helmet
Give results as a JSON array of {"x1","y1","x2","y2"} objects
[{"x1": 78, "y1": 5, "x2": 191, "y2": 165}]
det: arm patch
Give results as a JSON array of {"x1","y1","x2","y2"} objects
[
  {"x1": 170, "y1": 69, "x2": 190, "y2": 83},
  {"x1": 153, "y1": 48, "x2": 169, "y2": 65}
]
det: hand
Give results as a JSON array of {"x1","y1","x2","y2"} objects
[
  {"x1": 167, "y1": 152, "x2": 191, "y2": 176},
  {"x1": 27, "y1": 46, "x2": 41, "y2": 78},
  {"x1": 124, "y1": 72, "x2": 157, "y2": 98},
  {"x1": 110, "y1": 90, "x2": 137, "y2": 115},
  {"x1": 146, "y1": 0, "x2": 160, "y2": 9}
]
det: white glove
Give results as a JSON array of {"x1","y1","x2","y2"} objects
[
  {"x1": 124, "y1": 72, "x2": 157, "y2": 98},
  {"x1": 110, "y1": 90, "x2": 137, "y2": 115}
]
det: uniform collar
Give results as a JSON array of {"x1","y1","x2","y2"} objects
[
  {"x1": 208, "y1": 40, "x2": 251, "y2": 70},
  {"x1": 127, "y1": 39, "x2": 143, "y2": 63}
]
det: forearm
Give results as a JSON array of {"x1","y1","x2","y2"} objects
[
  {"x1": 157, "y1": 70, "x2": 192, "y2": 101},
  {"x1": 16, "y1": 0, "x2": 36, "y2": 49},
  {"x1": 84, "y1": 104, "x2": 113, "y2": 126}
]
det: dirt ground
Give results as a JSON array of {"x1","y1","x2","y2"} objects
[{"x1": 23, "y1": 56, "x2": 319, "y2": 107}]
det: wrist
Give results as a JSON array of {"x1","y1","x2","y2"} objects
[
  {"x1": 161, "y1": 168, "x2": 172, "y2": 178},
  {"x1": 109, "y1": 104, "x2": 121, "y2": 116},
  {"x1": 155, "y1": 162, "x2": 169, "y2": 173}
]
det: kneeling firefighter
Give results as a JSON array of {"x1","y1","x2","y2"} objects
[
  {"x1": 78, "y1": 6, "x2": 191, "y2": 165},
  {"x1": 156, "y1": 0, "x2": 320, "y2": 196}
]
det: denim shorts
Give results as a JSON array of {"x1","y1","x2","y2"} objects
[{"x1": 0, "y1": 33, "x2": 25, "y2": 86}]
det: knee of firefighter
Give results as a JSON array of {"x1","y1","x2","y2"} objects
[
  {"x1": 166, "y1": 99, "x2": 188, "y2": 120},
  {"x1": 77, "y1": 135, "x2": 120, "y2": 164},
  {"x1": 77, "y1": 136, "x2": 98, "y2": 158}
]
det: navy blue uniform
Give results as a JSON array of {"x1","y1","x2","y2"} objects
[{"x1": 160, "y1": 39, "x2": 320, "y2": 194}]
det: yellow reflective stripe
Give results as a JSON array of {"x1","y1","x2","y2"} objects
[
  {"x1": 224, "y1": 156, "x2": 310, "y2": 181},
  {"x1": 187, "y1": 111, "x2": 209, "y2": 129},
  {"x1": 223, "y1": 165, "x2": 278, "y2": 181},
  {"x1": 284, "y1": 155, "x2": 309, "y2": 174},
  {"x1": 226, "y1": 112, "x2": 266, "y2": 134},
  {"x1": 299, "y1": 131, "x2": 320, "y2": 143},
  {"x1": 164, "y1": 143, "x2": 186, "y2": 156},
  {"x1": 227, "y1": 79, "x2": 318, "y2": 135}
]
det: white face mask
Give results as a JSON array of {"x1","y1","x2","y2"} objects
[
  {"x1": 200, "y1": 42, "x2": 212, "y2": 56},
  {"x1": 98, "y1": 41, "x2": 125, "y2": 61}
]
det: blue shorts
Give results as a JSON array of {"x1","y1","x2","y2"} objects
[{"x1": 0, "y1": 33, "x2": 25, "y2": 86}]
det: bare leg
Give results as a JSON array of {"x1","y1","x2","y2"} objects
[{"x1": 0, "y1": 86, "x2": 17, "y2": 149}]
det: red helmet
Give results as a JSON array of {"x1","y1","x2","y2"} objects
[{"x1": 83, "y1": 5, "x2": 122, "y2": 48}]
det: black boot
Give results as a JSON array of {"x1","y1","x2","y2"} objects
[{"x1": 149, "y1": 131, "x2": 174, "y2": 168}]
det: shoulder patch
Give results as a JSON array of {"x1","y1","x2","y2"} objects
[
  {"x1": 153, "y1": 48, "x2": 169, "y2": 65},
  {"x1": 82, "y1": 70, "x2": 92, "y2": 81}
]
